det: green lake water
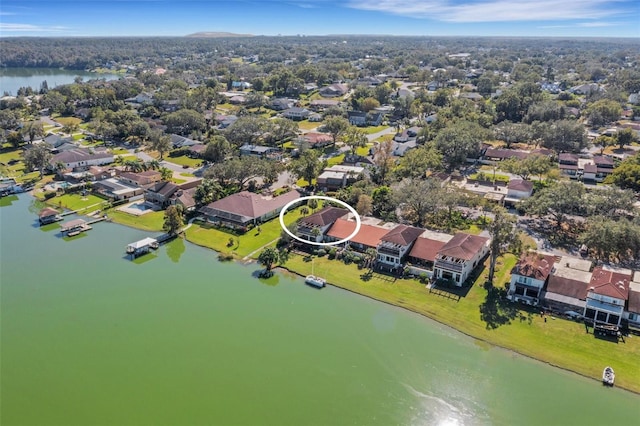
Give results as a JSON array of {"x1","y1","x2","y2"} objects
[
  {"x1": 1, "y1": 195, "x2": 639, "y2": 425},
  {"x1": 0, "y1": 68, "x2": 120, "y2": 96}
]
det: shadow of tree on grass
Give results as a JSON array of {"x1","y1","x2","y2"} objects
[{"x1": 479, "y1": 283, "x2": 519, "y2": 329}]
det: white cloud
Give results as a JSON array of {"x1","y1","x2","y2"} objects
[
  {"x1": 0, "y1": 23, "x2": 70, "y2": 32},
  {"x1": 346, "y1": 0, "x2": 628, "y2": 23}
]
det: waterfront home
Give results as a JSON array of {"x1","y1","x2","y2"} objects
[
  {"x1": 507, "y1": 252, "x2": 556, "y2": 306},
  {"x1": 376, "y1": 225, "x2": 424, "y2": 269},
  {"x1": 625, "y1": 273, "x2": 640, "y2": 329},
  {"x1": 296, "y1": 207, "x2": 348, "y2": 243},
  {"x1": 583, "y1": 265, "x2": 631, "y2": 327},
  {"x1": 199, "y1": 190, "x2": 301, "y2": 230},
  {"x1": 541, "y1": 256, "x2": 592, "y2": 314},
  {"x1": 93, "y1": 178, "x2": 144, "y2": 201},
  {"x1": 433, "y1": 233, "x2": 490, "y2": 286},
  {"x1": 38, "y1": 207, "x2": 62, "y2": 225},
  {"x1": 49, "y1": 148, "x2": 114, "y2": 171},
  {"x1": 145, "y1": 181, "x2": 180, "y2": 208},
  {"x1": 407, "y1": 236, "x2": 449, "y2": 273},
  {"x1": 325, "y1": 218, "x2": 390, "y2": 252},
  {"x1": 316, "y1": 165, "x2": 364, "y2": 191}
]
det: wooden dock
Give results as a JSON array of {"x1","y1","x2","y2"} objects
[{"x1": 59, "y1": 216, "x2": 107, "y2": 236}]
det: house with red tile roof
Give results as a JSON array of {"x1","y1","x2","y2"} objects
[
  {"x1": 300, "y1": 132, "x2": 333, "y2": 149},
  {"x1": 407, "y1": 237, "x2": 447, "y2": 270},
  {"x1": 199, "y1": 190, "x2": 301, "y2": 230},
  {"x1": 376, "y1": 224, "x2": 424, "y2": 269},
  {"x1": 296, "y1": 207, "x2": 348, "y2": 243},
  {"x1": 507, "y1": 252, "x2": 556, "y2": 306},
  {"x1": 325, "y1": 218, "x2": 390, "y2": 251},
  {"x1": 583, "y1": 265, "x2": 632, "y2": 327},
  {"x1": 433, "y1": 233, "x2": 490, "y2": 286}
]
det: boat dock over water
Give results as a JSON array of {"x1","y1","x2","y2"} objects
[
  {"x1": 59, "y1": 216, "x2": 107, "y2": 236},
  {"x1": 126, "y1": 233, "x2": 175, "y2": 259},
  {"x1": 126, "y1": 237, "x2": 159, "y2": 258}
]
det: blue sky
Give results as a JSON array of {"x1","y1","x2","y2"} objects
[{"x1": 1, "y1": 0, "x2": 638, "y2": 37}]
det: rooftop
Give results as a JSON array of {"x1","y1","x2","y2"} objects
[{"x1": 438, "y1": 233, "x2": 489, "y2": 260}]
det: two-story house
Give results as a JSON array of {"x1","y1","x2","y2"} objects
[
  {"x1": 316, "y1": 165, "x2": 364, "y2": 191},
  {"x1": 282, "y1": 107, "x2": 310, "y2": 121},
  {"x1": 507, "y1": 252, "x2": 556, "y2": 306},
  {"x1": 376, "y1": 225, "x2": 424, "y2": 269},
  {"x1": 625, "y1": 272, "x2": 640, "y2": 329},
  {"x1": 325, "y1": 218, "x2": 390, "y2": 252},
  {"x1": 558, "y1": 153, "x2": 580, "y2": 178},
  {"x1": 433, "y1": 233, "x2": 490, "y2": 286},
  {"x1": 583, "y1": 265, "x2": 631, "y2": 327},
  {"x1": 296, "y1": 207, "x2": 348, "y2": 243}
]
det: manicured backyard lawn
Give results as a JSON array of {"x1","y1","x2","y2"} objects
[
  {"x1": 164, "y1": 152, "x2": 202, "y2": 167},
  {"x1": 362, "y1": 125, "x2": 389, "y2": 134},
  {"x1": 107, "y1": 210, "x2": 165, "y2": 232},
  {"x1": 297, "y1": 121, "x2": 319, "y2": 131},
  {"x1": 47, "y1": 194, "x2": 107, "y2": 212},
  {"x1": 185, "y1": 206, "x2": 306, "y2": 258},
  {"x1": 280, "y1": 252, "x2": 640, "y2": 393}
]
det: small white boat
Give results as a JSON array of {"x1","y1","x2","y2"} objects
[
  {"x1": 305, "y1": 275, "x2": 326, "y2": 288},
  {"x1": 602, "y1": 366, "x2": 615, "y2": 386}
]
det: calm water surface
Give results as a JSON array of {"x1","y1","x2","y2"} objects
[
  {"x1": 0, "y1": 68, "x2": 120, "y2": 95},
  {"x1": 1, "y1": 195, "x2": 638, "y2": 425}
]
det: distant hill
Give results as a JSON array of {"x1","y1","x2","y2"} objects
[{"x1": 185, "y1": 32, "x2": 254, "y2": 38}]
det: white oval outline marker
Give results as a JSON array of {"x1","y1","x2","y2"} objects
[{"x1": 279, "y1": 195, "x2": 361, "y2": 247}]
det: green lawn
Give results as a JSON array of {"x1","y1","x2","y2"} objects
[
  {"x1": 54, "y1": 116, "x2": 82, "y2": 127},
  {"x1": 470, "y1": 172, "x2": 510, "y2": 182},
  {"x1": 186, "y1": 206, "x2": 306, "y2": 258},
  {"x1": 362, "y1": 125, "x2": 389, "y2": 135},
  {"x1": 46, "y1": 194, "x2": 106, "y2": 212},
  {"x1": 279, "y1": 253, "x2": 640, "y2": 393},
  {"x1": 110, "y1": 147, "x2": 129, "y2": 155},
  {"x1": 107, "y1": 210, "x2": 165, "y2": 232},
  {"x1": 298, "y1": 121, "x2": 319, "y2": 131},
  {"x1": 165, "y1": 152, "x2": 202, "y2": 168},
  {"x1": 171, "y1": 178, "x2": 186, "y2": 184},
  {"x1": 0, "y1": 149, "x2": 25, "y2": 178},
  {"x1": 326, "y1": 154, "x2": 345, "y2": 167}
]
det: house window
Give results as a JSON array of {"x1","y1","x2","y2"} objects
[
  {"x1": 630, "y1": 313, "x2": 636, "y2": 321},
  {"x1": 515, "y1": 287, "x2": 525, "y2": 296},
  {"x1": 585, "y1": 309, "x2": 596, "y2": 319},
  {"x1": 455, "y1": 274, "x2": 460, "y2": 283},
  {"x1": 609, "y1": 314, "x2": 620, "y2": 325},
  {"x1": 596, "y1": 311, "x2": 608, "y2": 323}
]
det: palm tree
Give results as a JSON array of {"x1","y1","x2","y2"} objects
[
  {"x1": 160, "y1": 167, "x2": 173, "y2": 181},
  {"x1": 364, "y1": 248, "x2": 378, "y2": 269},
  {"x1": 146, "y1": 159, "x2": 161, "y2": 170}
]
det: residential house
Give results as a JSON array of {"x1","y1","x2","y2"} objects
[
  {"x1": 316, "y1": 165, "x2": 364, "y2": 191},
  {"x1": 583, "y1": 265, "x2": 631, "y2": 327},
  {"x1": 319, "y1": 84, "x2": 348, "y2": 97},
  {"x1": 93, "y1": 178, "x2": 144, "y2": 201},
  {"x1": 325, "y1": 218, "x2": 390, "y2": 252},
  {"x1": 229, "y1": 95, "x2": 246, "y2": 105},
  {"x1": 541, "y1": 256, "x2": 592, "y2": 314},
  {"x1": 160, "y1": 100, "x2": 180, "y2": 112},
  {"x1": 407, "y1": 232, "x2": 452, "y2": 272},
  {"x1": 507, "y1": 252, "x2": 556, "y2": 305},
  {"x1": 170, "y1": 134, "x2": 200, "y2": 149},
  {"x1": 506, "y1": 179, "x2": 534, "y2": 203},
  {"x1": 239, "y1": 144, "x2": 282, "y2": 160},
  {"x1": 144, "y1": 181, "x2": 180, "y2": 208},
  {"x1": 172, "y1": 187, "x2": 197, "y2": 212},
  {"x1": 86, "y1": 166, "x2": 115, "y2": 181},
  {"x1": 300, "y1": 132, "x2": 333, "y2": 149},
  {"x1": 483, "y1": 148, "x2": 528, "y2": 162},
  {"x1": 216, "y1": 114, "x2": 238, "y2": 129},
  {"x1": 296, "y1": 207, "x2": 348, "y2": 243},
  {"x1": 593, "y1": 155, "x2": 615, "y2": 180},
  {"x1": 309, "y1": 99, "x2": 340, "y2": 111},
  {"x1": 558, "y1": 153, "x2": 580, "y2": 178},
  {"x1": 199, "y1": 190, "x2": 301, "y2": 230},
  {"x1": 569, "y1": 83, "x2": 603, "y2": 96},
  {"x1": 347, "y1": 111, "x2": 383, "y2": 126},
  {"x1": 50, "y1": 148, "x2": 114, "y2": 171},
  {"x1": 187, "y1": 143, "x2": 207, "y2": 158},
  {"x1": 376, "y1": 225, "x2": 424, "y2": 269},
  {"x1": 433, "y1": 233, "x2": 490, "y2": 286},
  {"x1": 125, "y1": 92, "x2": 154, "y2": 105},
  {"x1": 231, "y1": 81, "x2": 252, "y2": 90},
  {"x1": 282, "y1": 107, "x2": 311, "y2": 121},
  {"x1": 117, "y1": 170, "x2": 162, "y2": 187},
  {"x1": 42, "y1": 134, "x2": 72, "y2": 150},
  {"x1": 270, "y1": 98, "x2": 295, "y2": 111},
  {"x1": 625, "y1": 272, "x2": 640, "y2": 329}
]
